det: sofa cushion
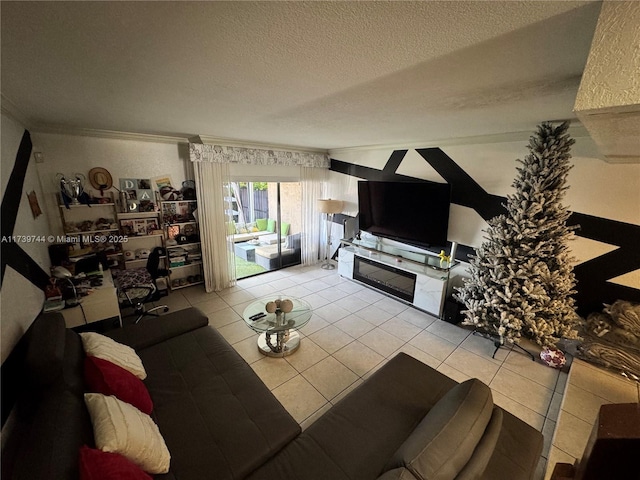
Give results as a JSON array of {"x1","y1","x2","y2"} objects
[
  {"x1": 387, "y1": 378, "x2": 493, "y2": 480},
  {"x1": 138, "y1": 323, "x2": 300, "y2": 480},
  {"x1": 84, "y1": 393, "x2": 171, "y2": 474},
  {"x1": 80, "y1": 333, "x2": 147, "y2": 380},
  {"x1": 256, "y1": 218, "x2": 268, "y2": 231},
  {"x1": 281, "y1": 221, "x2": 290, "y2": 236},
  {"x1": 249, "y1": 353, "x2": 457, "y2": 480},
  {"x1": 104, "y1": 307, "x2": 208, "y2": 351},
  {"x1": 84, "y1": 356, "x2": 153, "y2": 414},
  {"x1": 267, "y1": 218, "x2": 276, "y2": 232},
  {"x1": 379, "y1": 468, "x2": 420, "y2": 480},
  {"x1": 79, "y1": 445, "x2": 152, "y2": 480},
  {"x1": 455, "y1": 407, "x2": 502, "y2": 480}
]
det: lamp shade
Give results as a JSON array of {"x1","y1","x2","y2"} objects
[{"x1": 317, "y1": 199, "x2": 343, "y2": 214}]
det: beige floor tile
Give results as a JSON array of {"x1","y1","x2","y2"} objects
[
  {"x1": 300, "y1": 403, "x2": 333, "y2": 431},
  {"x1": 379, "y1": 316, "x2": 423, "y2": 342},
  {"x1": 333, "y1": 341, "x2": 384, "y2": 377},
  {"x1": 443, "y1": 348, "x2": 500, "y2": 385},
  {"x1": 301, "y1": 292, "x2": 331, "y2": 310},
  {"x1": 180, "y1": 285, "x2": 214, "y2": 304},
  {"x1": 317, "y1": 286, "x2": 352, "y2": 302},
  {"x1": 208, "y1": 306, "x2": 243, "y2": 329},
  {"x1": 298, "y1": 315, "x2": 330, "y2": 336},
  {"x1": 285, "y1": 338, "x2": 329, "y2": 373},
  {"x1": 217, "y1": 319, "x2": 256, "y2": 345},
  {"x1": 426, "y1": 320, "x2": 471, "y2": 345},
  {"x1": 282, "y1": 284, "x2": 314, "y2": 299},
  {"x1": 552, "y1": 410, "x2": 593, "y2": 459},
  {"x1": 544, "y1": 446, "x2": 577, "y2": 480},
  {"x1": 271, "y1": 374, "x2": 328, "y2": 424},
  {"x1": 542, "y1": 418, "x2": 556, "y2": 459},
  {"x1": 299, "y1": 279, "x2": 332, "y2": 294},
  {"x1": 502, "y1": 350, "x2": 560, "y2": 390},
  {"x1": 359, "y1": 328, "x2": 406, "y2": 358},
  {"x1": 393, "y1": 344, "x2": 442, "y2": 370},
  {"x1": 267, "y1": 278, "x2": 298, "y2": 291},
  {"x1": 547, "y1": 392, "x2": 563, "y2": 422},
  {"x1": 236, "y1": 275, "x2": 268, "y2": 289},
  {"x1": 231, "y1": 299, "x2": 255, "y2": 316},
  {"x1": 160, "y1": 292, "x2": 191, "y2": 311},
  {"x1": 251, "y1": 356, "x2": 299, "y2": 390},
  {"x1": 334, "y1": 295, "x2": 371, "y2": 314},
  {"x1": 490, "y1": 367, "x2": 553, "y2": 416},
  {"x1": 561, "y1": 383, "x2": 610, "y2": 425},
  {"x1": 333, "y1": 314, "x2": 376, "y2": 339},
  {"x1": 231, "y1": 335, "x2": 263, "y2": 364},
  {"x1": 409, "y1": 330, "x2": 458, "y2": 361},
  {"x1": 302, "y1": 356, "x2": 359, "y2": 400},
  {"x1": 221, "y1": 289, "x2": 256, "y2": 306},
  {"x1": 568, "y1": 359, "x2": 639, "y2": 404},
  {"x1": 193, "y1": 296, "x2": 229, "y2": 315},
  {"x1": 492, "y1": 390, "x2": 545, "y2": 430},
  {"x1": 244, "y1": 283, "x2": 278, "y2": 298},
  {"x1": 334, "y1": 278, "x2": 364, "y2": 294},
  {"x1": 355, "y1": 305, "x2": 395, "y2": 326},
  {"x1": 353, "y1": 288, "x2": 385, "y2": 304},
  {"x1": 396, "y1": 308, "x2": 437, "y2": 329},
  {"x1": 313, "y1": 303, "x2": 351, "y2": 323},
  {"x1": 437, "y1": 363, "x2": 470, "y2": 383},
  {"x1": 309, "y1": 325, "x2": 355, "y2": 354},
  {"x1": 331, "y1": 378, "x2": 364, "y2": 405},
  {"x1": 459, "y1": 333, "x2": 509, "y2": 364},
  {"x1": 373, "y1": 297, "x2": 408, "y2": 316}
]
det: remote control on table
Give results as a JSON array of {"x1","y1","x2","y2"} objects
[{"x1": 249, "y1": 312, "x2": 266, "y2": 321}]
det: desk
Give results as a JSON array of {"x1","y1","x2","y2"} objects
[{"x1": 60, "y1": 270, "x2": 122, "y2": 328}]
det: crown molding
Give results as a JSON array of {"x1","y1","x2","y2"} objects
[
  {"x1": 30, "y1": 124, "x2": 191, "y2": 144},
  {"x1": 328, "y1": 121, "x2": 590, "y2": 156},
  {"x1": 1, "y1": 94, "x2": 33, "y2": 129},
  {"x1": 192, "y1": 134, "x2": 328, "y2": 155}
]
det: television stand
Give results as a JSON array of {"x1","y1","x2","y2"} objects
[{"x1": 338, "y1": 239, "x2": 455, "y2": 317}]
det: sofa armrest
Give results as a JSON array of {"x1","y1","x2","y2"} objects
[{"x1": 105, "y1": 307, "x2": 209, "y2": 351}]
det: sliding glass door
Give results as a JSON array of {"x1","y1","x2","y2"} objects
[{"x1": 227, "y1": 181, "x2": 302, "y2": 279}]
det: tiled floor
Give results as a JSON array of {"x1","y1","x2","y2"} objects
[
  {"x1": 153, "y1": 263, "x2": 574, "y2": 480},
  {"x1": 544, "y1": 358, "x2": 640, "y2": 480}
]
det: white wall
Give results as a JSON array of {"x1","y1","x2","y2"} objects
[
  {"x1": 328, "y1": 133, "x2": 640, "y2": 290},
  {"x1": 1, "y1": 113, "x2": 52, "y2": 362},
  {"x1": 31, "y1": 132, "x2": 193, "y2": 235}
]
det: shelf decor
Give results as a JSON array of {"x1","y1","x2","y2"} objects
[{"x1": 119, "y1": 178, "x2": 155, "y2": 212}]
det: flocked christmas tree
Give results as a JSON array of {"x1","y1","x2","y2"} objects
[{"x1": 455, "y1": 121, "x2": 580, "y2": 347}]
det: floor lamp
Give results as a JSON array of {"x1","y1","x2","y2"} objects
[{"x1": 317, "y1": 199, "x2": 344, "y2": 270}]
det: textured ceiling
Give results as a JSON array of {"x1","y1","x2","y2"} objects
[{"x1": 1, "y1": 1, "x2": 602, "y2": 149}]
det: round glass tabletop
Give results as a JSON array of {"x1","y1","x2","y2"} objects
[{"x1": 242, "y1": 296, "x2": 313, "y2": 333}]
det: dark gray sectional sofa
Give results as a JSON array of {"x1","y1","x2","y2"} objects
[{"x1": 1, "y1": 307, "x2": 543, "y2": 480}]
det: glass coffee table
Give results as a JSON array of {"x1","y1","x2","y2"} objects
[{"x1": 242, "y1": 296, "x2": 312, "y2": 357}]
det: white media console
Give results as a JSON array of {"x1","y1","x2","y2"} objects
[{"x1": 338, "y1": 239, "x2": 455, "y2": 318}]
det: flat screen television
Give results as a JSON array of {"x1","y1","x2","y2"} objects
[{"x1": 358, "y1": 180, "x2": 451, "y2": 248}]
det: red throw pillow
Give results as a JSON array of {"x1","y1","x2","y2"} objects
[
  {"x1": 79, "y1": 445, "x2": 152, "y2": 480},
  {"x1": 84, "y1": 356, "x2": 153, "y2": 414}
]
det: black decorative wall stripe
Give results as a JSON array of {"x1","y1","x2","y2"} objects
[
  {"x1": 330, "y1": 148, "x2": 640, "y2": 315},
  {"x1": 0, "y1": 130, "x2": 50, "y2": 290}
]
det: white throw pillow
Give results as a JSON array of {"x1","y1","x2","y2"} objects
[
  {"x1": 79, "y1": 332, "x2": 147, "y2": 380},
  {"x1": 84, "y1": 393, "x2": 170, "y2": 474}
]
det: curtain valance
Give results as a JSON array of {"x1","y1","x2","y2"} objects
[{"x1": 189, "y1": 143, "x2": 329, "y2": 168}]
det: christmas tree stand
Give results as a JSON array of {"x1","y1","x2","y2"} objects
[{"x1": 473, "y1": 331, "x2": 535, "y2": 361}]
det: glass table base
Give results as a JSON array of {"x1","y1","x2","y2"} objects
[{"x1": 257, "y1": 330, "x2": 301, "y2": 357}]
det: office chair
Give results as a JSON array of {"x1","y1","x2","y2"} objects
[{"x1": 113, "y1": 247, "x2": 169, "y2": 324}]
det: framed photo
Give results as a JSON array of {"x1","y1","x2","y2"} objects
[
  {"x1": 152, "y1": 175, "x2": 174, "y2": 191},
  {"x1": 120, "y1": 178, "x2": 155, "y2": 211},
  {"x1": 134, "y1": 220, "x2": 147, "y2": 235},
  {"x1": 120, "y1": 220, "x2": 134, "y2": 236}
]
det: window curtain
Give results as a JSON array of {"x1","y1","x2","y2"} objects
[
  {"x1": 192, "y1": 160, "x2": 235, "y2": 292},
  {"x1": 301, "y1": 166, "x2": 327, "y2": 265},
  {"x1": 190, "y1": 142, "x2": 329, "y2": 282}
]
